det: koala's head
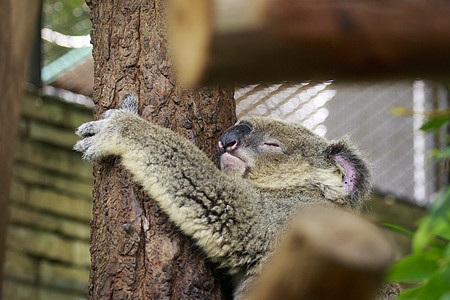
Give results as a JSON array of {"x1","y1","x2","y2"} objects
[{"x1": 217, "y1": 117, "x2": 370, "y2": 209}]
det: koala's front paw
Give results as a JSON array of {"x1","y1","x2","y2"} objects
[
  {"x1": 74, "y1": 119, "x2": 109, "y2": 162},
  {"x1": 74, "y1": 94, "x2": 139, "y2": 162}
]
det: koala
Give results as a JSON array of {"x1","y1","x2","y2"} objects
[{"x1": 74, "y1": 94, "x2": 375, "y2": 299}]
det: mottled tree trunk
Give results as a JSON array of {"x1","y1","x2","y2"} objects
[
  {"x1": 86, "y1": 0, "x2": 235, "y2": 299},
  {"x1": 0, "y1": 0, "x2": 41, "y2": 296}
]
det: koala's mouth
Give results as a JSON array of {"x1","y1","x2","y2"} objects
[{"x1": 220, "y1": 152, "x2": 247, "y2": 175}]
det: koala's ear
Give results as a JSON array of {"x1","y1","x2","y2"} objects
[{"x1": 326, "y1": 139, "x2": 371, "y2": 208}]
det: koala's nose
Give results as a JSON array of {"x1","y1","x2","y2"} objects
[{"x1": 218, "y1": 122, "x2": 252, "y2": 153}]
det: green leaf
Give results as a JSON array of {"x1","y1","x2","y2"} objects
[
  {"x1": 434, "y1": 147, "x2": 450, "y2": 160},
  {"x1": 398, "y1": 284, "x2": 425, "y2": 300},
  {"x1": 440, "y1": 292, "x2": 450, "y2": 300},
  {"x1": 413, "y1": 187, "x2": 450, "y2": 251},
  {"x1": 387, "y1": 250, "x2": 441, "y2": 282},
  {"x1": 430, "y1": 219, "x2": 450, "y2": 240},
  {"x1": 421, "y1": 116, "x2": 450, "y2": 132},
  {"x1": 381, "y1": 222, "x2": 414, "y2": 238},
  {"x1": 430, "y1": 149, "x2": 443, "y2": 158},
  {"x1": 413, "y1": 217, "x2": 434, "y2": 252},
  {"x1": 445, "y1": 244, "x2": 450, "y2": 258},
  {"x1": 429, "y1": 187, "x2": 450, "y2": 224},
  {"x1": 398, "y1": 267, "x2": 450, "y2": 300},
  {"x1": 413, "y1": 217, "x2": 450, "y2": 252}
]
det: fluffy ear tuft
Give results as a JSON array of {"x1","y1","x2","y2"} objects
[{"x1": 326, "y1": 139, "x2": 371, "y2": 209}]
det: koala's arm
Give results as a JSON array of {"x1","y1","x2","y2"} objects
[{"x1": 74, "y1": 96, "x2": 258, "y2": 266}]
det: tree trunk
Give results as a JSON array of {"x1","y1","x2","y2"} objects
[
  {"x1": 0, "y1": 0, "x2": 41, "y2": 296},
  {"x1": 86, "y1": 0, "x2": 235, "y2": 299}
]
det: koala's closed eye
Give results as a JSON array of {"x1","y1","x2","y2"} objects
[{"x1": 260, "y1": 140, "x2": 284, "y2": 153}]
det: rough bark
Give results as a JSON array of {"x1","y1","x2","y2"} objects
[
  {"x1": 0, "y1": 0, "x2": 41, "y2": 296},
  {"x1": 169, "y1": 0, "x2": 450, "y2": 87},
  {"x1": 86, "y1": 0, "x2": 235, "y2": 299}
]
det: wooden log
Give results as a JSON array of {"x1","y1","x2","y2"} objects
[
  {"x1": 168, "y1": 0, "x2": 450, "y2": 87},
  {"x1": 242, "y1": 208, "x2": 395, "y2": 300}
]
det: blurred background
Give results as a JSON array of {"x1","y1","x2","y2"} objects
[{"x1": 3, "y1": 0, "x2": 448, "y2": 299}]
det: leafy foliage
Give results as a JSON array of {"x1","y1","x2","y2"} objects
[{"x1": 387, "y1": 113, "x2": 450, "y2": 300}]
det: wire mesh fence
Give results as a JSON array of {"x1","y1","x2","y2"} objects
[{"x1": 235, "y1": 81, "x2": 449, "y2": 205}]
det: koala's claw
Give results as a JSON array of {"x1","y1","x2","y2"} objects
[
  {"x1": 73, "y1": 136, "x2": 93, "y2": 153},
  {"x1": 75, "y1": 120, "x2": 105, "y2": 137},
  {"x1": 74, "y1": 120, "x2": 108, "y2": 162},
  {"x1": 73, "y1": 137, "x2": 102, "y2": 162},
  {"x1": 74, "y1": 94, "x2": 138, "y2": 162}
]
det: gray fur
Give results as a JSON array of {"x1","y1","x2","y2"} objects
[
  {"x1": 121, "y1": 93, "x2": 139, "y2": 115},
  {"x1": 75, "y1": 95, "x2": 384, "y2": 299}
]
